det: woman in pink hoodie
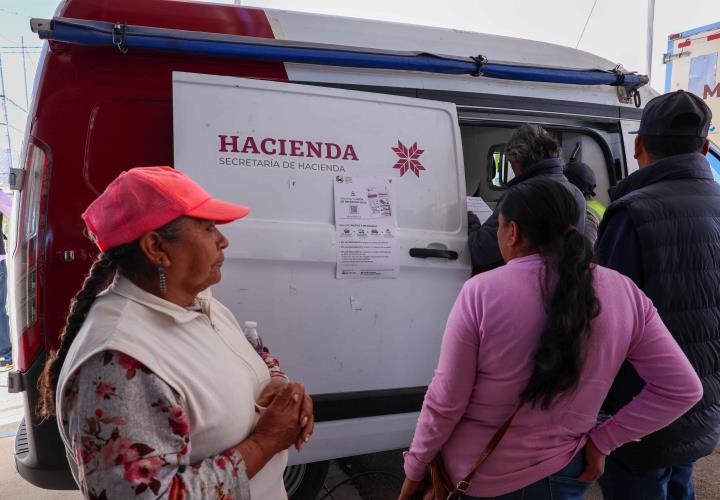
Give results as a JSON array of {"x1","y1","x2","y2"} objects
[{"x1": 400, "y1": 179, "x2": 702, "y2": 499}]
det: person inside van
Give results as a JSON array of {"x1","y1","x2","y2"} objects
[
  {"x1": 468, "y1": 125, "x2": 586, "y2": 272},
  {"x1": 564, "y1": 161, "x2": 605, "y2": 246},
  {"x1": 36, "y1": 167, "x2": 313, "y2": 499},
  {"x1": 400, "y1": 179, "x2": 702, "y2": 499}
]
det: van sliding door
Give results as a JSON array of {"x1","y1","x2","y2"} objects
[{"x1": 172, "y1": 72, "x2": 470, "y2": 463}]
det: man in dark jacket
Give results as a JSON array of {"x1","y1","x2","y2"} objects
[
  {"x1": 596, "y1": 90, "x2": 719, "y2": 499},
  {"x1": 468, "y1": 124, "x2": 586, "y2": 269}
]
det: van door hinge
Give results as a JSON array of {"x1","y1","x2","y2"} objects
[
  {"x1": 7, "y1": 370, "x2": 25, "y2": 393},
  {"x1": 9, "y1": 168, "x2": 24, "y2": 191}
]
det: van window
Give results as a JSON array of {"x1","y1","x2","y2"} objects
[
  {"x1": 487, "y1": 144, "x2": 513, "y2": 189},
  {"x1": 461, "y1": 124, "x2": 615, "y2": 206}
]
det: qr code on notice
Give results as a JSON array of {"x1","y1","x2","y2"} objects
[{"x1": 350, "y1": 205, "x2": 358, "y2": 215}]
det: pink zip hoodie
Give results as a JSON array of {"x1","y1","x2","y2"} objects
[{"x1": 404, "y1": 254, "x2": 702, "y2": 497}]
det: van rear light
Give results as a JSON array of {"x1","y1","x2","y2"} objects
[{"x1": 12, "y1": 143, "x2": 50, "y2": 372}]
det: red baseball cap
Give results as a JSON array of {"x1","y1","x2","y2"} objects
[{"x1": 82, "y1": 166, "x2": 250, "y2": 251}]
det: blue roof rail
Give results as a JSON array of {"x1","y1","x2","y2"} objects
[{"x1": 36, "y1": 17, "x2": 649, "y2": 100}]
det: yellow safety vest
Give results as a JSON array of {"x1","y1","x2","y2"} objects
[{"x1": 587, "y1": 199, "x2": 606, "y2": 225}]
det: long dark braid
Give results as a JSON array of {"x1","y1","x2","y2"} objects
[
  {"x1": 498, "y1": 179, "x2": 601, "y2": 409},
  {"x1": 37, "y1": 253, "x2": 117, "y2": 418},
  {"x1": 37, "y1": 218, "x2": 183, "y2": 419}
]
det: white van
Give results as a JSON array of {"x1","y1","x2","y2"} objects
[{"x1": 15, "y1": 1, "x2": 720, "y2": 498}]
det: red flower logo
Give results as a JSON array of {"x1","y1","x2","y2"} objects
[{"x1": 392, "y1": 141, "x2": 425, "y2": 177}]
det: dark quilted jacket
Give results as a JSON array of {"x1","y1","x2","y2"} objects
[{"x1": 600, "y1": 153, "x2": 720, "y2": 470}]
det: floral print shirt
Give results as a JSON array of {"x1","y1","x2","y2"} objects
[{"x1": 61, "y1": 351, "x2": 252, "y2": 500}]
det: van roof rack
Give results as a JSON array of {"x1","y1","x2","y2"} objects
[{"x1": 32, "y1": 17, "x2": 649, "y2": 106}]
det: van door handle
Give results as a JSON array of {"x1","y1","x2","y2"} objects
[{"x1": 409, "y1": 248, "x2": 459, "y2": 260}]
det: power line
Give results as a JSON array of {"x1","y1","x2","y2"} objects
[
  {"x1": 0, "y1": 5, "x2": 35, "y2": 43},
  {"x1": 0, "y1": 7, "x2": 30, "y2": 18},
  {"x1": 6, "y1": 123, "x2": 24, "y2": 134},
  {"x1": 575, "y1": 0, "x2": 599, "y2": 49},
  {"x1": 0, "y1": 32, "x2": 16, "y2": 44},
  {"x1": 5, "y1": 98, "x2": 26, "y2": 113},
  {"x1": 26, "y1": 52, "x2": 36, "y2": 69},
  {"x1": 0, "y1": 121, "x2": 24, "y2": 133}
]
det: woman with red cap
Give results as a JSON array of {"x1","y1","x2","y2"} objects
[{"x1": 36, "y1": 166, "x2": 311, "y2": 499}]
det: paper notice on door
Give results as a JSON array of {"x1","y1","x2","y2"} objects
[
  {"x1": 334, "y1": 175, "x2": 399, "y2": 279},
  {"x1": 467, "y1": 196, "x2": 494, "y2": 224}
]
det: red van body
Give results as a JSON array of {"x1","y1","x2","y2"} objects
[{"x1": 12, "y1": 0, "x2": 291, "y2": 488}]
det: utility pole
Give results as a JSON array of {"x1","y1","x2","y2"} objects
[
  {"x1": 21, "y1": 36, "x2": 29, "y2": 109},
  {"x1": 0, "y1": 54, "x2": 13, "y2": 173},
  {"x1": 646, "y1": 0, "x2": 656, "y2": 82}
]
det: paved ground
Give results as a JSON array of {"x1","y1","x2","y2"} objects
[
  {"x1": 0, "y1": 423, "x2": 81, "y2": 499},
  {"x1": 2, "y1": 426, "x2": 720, "y2": 499},
  {"x1": 0, "y1": 369, "x2": 23, "y2": 427},
  {"x1": 335, "y1": 449, "x2": 720, "y2": 500},
  {"x1": 0, "y1": 369, "x2": 79, "y2": 499}
]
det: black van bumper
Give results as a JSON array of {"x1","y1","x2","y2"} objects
[
  {"x1": 15, "y1": 418, "x2": 77, "y2": 490},
  {"x1": 12, "y1": 351, "x2": 77, "y2": 490}
]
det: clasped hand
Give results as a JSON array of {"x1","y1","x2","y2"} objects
[{"x1": 257, "y1": 378, "x2": 314, "y2": 451}]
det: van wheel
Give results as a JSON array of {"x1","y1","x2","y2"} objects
[{"x1": 284, "y1": 460, "x2": 330, "y2": 500}]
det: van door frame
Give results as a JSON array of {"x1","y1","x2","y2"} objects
[
  {"x1": 297, "y1": 81, "x2": 640, "y2": 180},
  {"x1": 285, "y1": 81, "x2": 638, "y2": 421}
]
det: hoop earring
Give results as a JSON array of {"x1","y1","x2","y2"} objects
[{"x1": 158, "y1": 266, "x2": 167, "y2": 295}]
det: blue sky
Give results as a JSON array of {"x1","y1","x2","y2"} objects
[{"x1": 0, "y1": 0, "x2": 718, "y2": 171}]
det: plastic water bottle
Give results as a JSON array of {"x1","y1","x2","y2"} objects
[{"x1": 243, "y1": 321, "x2": 264, "y2": 357}]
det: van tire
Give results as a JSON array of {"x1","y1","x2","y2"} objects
[{"x1": 283, "y1": 460, "x2": 330, "y2": 500}]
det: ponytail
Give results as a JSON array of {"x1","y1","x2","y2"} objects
[
  {"x1": 521, "y1": 228, "x2": 599, "y2": 409},
  {"x1": 37, "y1": 253, "x2": 117, "y2": 418},
  {"x1": 498, "y1": 179, "x2": 600, "y2": 409}
]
